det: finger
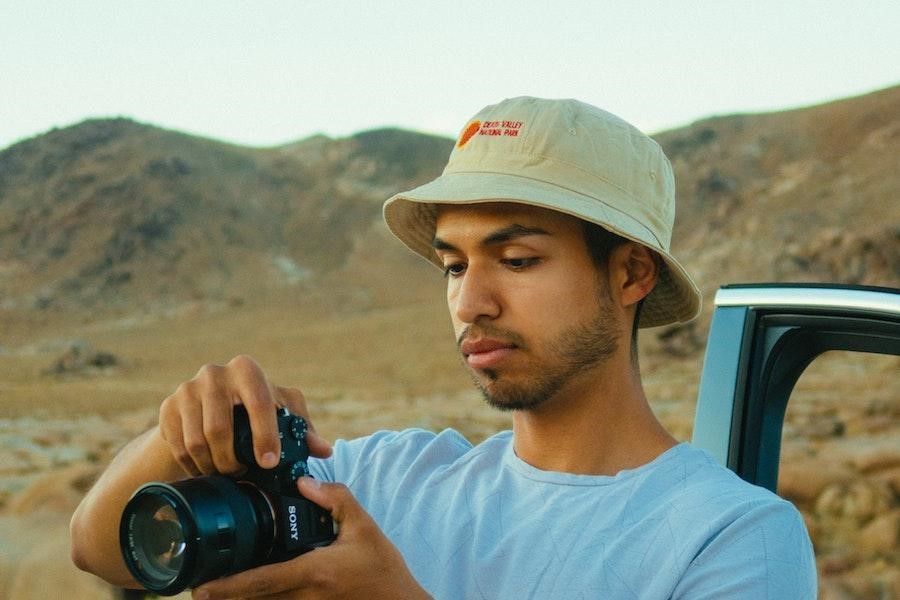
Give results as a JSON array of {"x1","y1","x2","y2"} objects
[
  {"x1": 273, "y1": 385, "x2": 309, "y2": 417},
  {"x1": 227, "y1": 355, "x2": 280, "y2": 469},
  {"x1": 276, "y1": 386, "x2": 332, "y2": 458},
  {"x1": 159, "y1": 399, "x2": 200, "y2": 477},
  {"x1": 192, "y1": 550, "x2": 324, "y2": 600},
  {"x1": 201, "y1": 388, "x2": 241, "y2": 475},
  {"x1": 251, "y1": 592, "x2": 303, "y2": 600},
  {"x1": 305, "y1": 429, "x2": 333, "y2": 459},
  {"x1": 251, "y1": 591, "x2": 307, "y2": 600},
  {"x1": 181, "y1": 387, "x2": 217, "y2": 475},
  {"x1": 297, "y1": 478, "x2": 369, "y2": 529}
]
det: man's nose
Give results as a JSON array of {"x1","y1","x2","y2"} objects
[{"x1": 451, "y1": 263, "x2": 501, "y2": 324}]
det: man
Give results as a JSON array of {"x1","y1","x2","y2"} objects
[{"x1": 71, "y1": 97, "x2": 817, "y2": 598}]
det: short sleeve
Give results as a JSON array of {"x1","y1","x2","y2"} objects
[{"x1": 670, "y1": 499, "x2": 817, "y2": 599}]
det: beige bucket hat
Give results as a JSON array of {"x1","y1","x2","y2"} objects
[{"x1": 383, "y1": 96, "x2": 701, "y2": 328}]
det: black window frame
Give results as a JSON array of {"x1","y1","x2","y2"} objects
[{"x1": 691, "y1": 283, "x2": 900, "y2": 492}]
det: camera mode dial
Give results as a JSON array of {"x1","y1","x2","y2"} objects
[
  {"x1": 289, "y1": 460, "x2": 310, "y2": 481},
  {"x1": 289, "y1": 415, "x2": 308, "y2": 441}
]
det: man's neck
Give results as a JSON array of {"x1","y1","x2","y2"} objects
[{"x1": 510, "y1": 357, "x2": 677, "y2": 476}]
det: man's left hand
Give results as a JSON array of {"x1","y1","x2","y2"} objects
[{"x1": 191, "y1": 478, "x2": 431, "y2": 600}]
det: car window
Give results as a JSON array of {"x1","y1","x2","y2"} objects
[{"x1": 778, "y1": 350, "x2": 899, "y2": 598}]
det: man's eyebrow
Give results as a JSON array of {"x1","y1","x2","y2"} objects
[
  {"x1": 432, "y1": 237, "x2": 456, "y2": 251},
  {"x1": 432, "y1": 224, "x2": 551, "y2": 251},
  {"x1": 482, "y1": 224, "x2": 550, "y2": 246}
]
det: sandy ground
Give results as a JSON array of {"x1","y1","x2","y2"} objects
[{"x1": 1, "y1": 296, "x2": 897, "y2": 598}]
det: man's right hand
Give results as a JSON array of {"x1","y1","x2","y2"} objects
[
  {"x1": 71, "y1": 354, "x2": 332, "y2": 587},
  {"x1": 158, "y1": 354, "x2": 332, "y2": 477}
]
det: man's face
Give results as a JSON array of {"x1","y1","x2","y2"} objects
[{"x1": 433, "y1": 203, "x2": 623, "y2": 411}]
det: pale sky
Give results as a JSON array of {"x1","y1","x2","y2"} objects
[{"x1": 2, "y1": 1, "x2": 898, "y2": 151}]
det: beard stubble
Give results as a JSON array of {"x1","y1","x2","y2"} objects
[{"x1": 459, "y1": 297, "x2": 620, "y2": 412}]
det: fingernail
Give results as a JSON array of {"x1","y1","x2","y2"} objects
[
  {"x1": 194, "y1": 589, "x2": 209, "y2": 600},
  {"x1": 261, "y1": 452, "x2": 278, "y2": 467}
]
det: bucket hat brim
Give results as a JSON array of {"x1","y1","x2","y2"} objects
[{"x1": 384, "y1": 169, "x2": 701, "y2": 329}]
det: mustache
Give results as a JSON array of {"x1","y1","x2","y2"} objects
[{"x1": 457, "y1": 323, "x2": 527, "y2": 351}]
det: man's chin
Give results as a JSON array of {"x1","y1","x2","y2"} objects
[{"x1": 472, "y1": 375, "x2": 550, "y2": 413}]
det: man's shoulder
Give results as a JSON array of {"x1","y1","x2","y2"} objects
[
  {"x1": 657, "y1": 446, "x2": 817, "y2": 597},
  {"x1": 327, "y1": 428, "x2": 511, "y2": 483},
  {"x1": 654, "y1": 443, "x2": 790, "y2": 506},
  {"x1": 337, "y1": 427, "x2": 475, "y2": 457},
  {"x1": 643, "y1": 443, "x2": 803, "y2": 534}
]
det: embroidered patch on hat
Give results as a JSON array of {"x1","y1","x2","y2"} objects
[
  {"x1": 457, "y1": 120, "x2": 481, "y2": 148},
  {"x1": 457, "y1": 119, "x2": 524, "y2": 147},
  {"x1": 477, "y1": 120, "x2": 523, "y2": 139}
]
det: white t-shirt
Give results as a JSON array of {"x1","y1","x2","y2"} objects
[{"x1": 309, "y1": 429, "x2": 816, "y2": 599}]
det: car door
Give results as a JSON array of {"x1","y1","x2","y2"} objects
[{"x1": 691, "y1": 283, "x2": 899, "y2": 491}]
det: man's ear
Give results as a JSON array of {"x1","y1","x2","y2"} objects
[{"x1": 610, "y1": 242, "x2": 659, "y2": 308}]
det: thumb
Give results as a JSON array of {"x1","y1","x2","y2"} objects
[{"x1": 297, "y1": 477, "x2": 368, "y2": 527}]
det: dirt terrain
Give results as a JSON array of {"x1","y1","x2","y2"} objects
[{"x1": 0, "y1": 288, "x2": 897, "y2": 599}]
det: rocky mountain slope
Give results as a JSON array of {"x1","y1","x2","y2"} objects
[
  {"x1": 658, "y1": 84, "x2": 898, "y2": 301},
  {"x1": 2, "y1": 86, "x2": 897, "y2": 328},
  {"x1": 0, "y1": 121, "x2": 451, "y2": 315}
]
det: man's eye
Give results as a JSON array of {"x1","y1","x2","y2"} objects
[
  {"x1": 443, "y1": 263, "x2": 466, "y2": 278},
  {"x1": 503, "y1": 257, "x2": 539, "y2": 269}
]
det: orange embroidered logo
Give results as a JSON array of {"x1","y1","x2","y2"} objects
[
  {"x1": 457, "y1": 119, "x2": 524, "y2": 147},
  {"x1": 457, "y1": 120, "x2": 481, "y2": 148}
]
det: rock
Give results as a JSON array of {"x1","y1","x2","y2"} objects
[
  {"x1": 819, "y1": 550, "x2": 860, "y2": 575},
  {"x1": 655, "y1": 322, "x2": 705, "y2": 357},
  {"x1": 875, "y1": 465, "x2": 900, "y2": 497},
  {"x1": 43, "y1": 340, "x2": 120, "y2": 375},
  {"x1": 6, "y1": 526, "x2": 118, "y2": 600},
  {"x1": 817, "y1": 577, "x2": 856, "y2": 600},
  {"x1": 801, "y1": 512, "x2": 820, "y2": 548},
  {"x1": 840, "y1": 562, "x2": 900, "y2": 600},
  {"x1": 778, "y1": 459, "x2": 854, "y2": 505},
  {"x1": 857, "y1": 509, "x2": 900, "y2": 555},
  {"x1": 815, "y1": 480, "x2": 893, "y2": 524},
  {"x1": 860, "y1": 413, "x2": 895, "y2": 434},
  {"x1": 774, "y1": 226, "x2": 899, "y2": 285},
  {"x1": 7, "y1": 463, "x2": 100, "y2": 517},
  {"x1": 874, "y1": 568, "x2": 900, "y2": 600},
  {"x1": 853, "y1": 447, "x2": 900, "y2": 474},
  {"x1": 807, "y1": 416, "x2": 847, "y2": 440}
]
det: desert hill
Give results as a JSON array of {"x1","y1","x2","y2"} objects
[
  {"x1": 0, "y1": 120, "x2": 451, "y2": 315},
  {"x1": 657, "y1": 84, "x2": 899, "y2": 303},
  {"x1": 1, "y1": 86, "x2": 897, "y2": 332}
]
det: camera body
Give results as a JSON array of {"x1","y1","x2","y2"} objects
[
  {"x1": 232, "y1": 405, "x2": 336, "y2": 556},
  {"x1": 120, "y1": 406, "x2": 336, "y2": 596}
]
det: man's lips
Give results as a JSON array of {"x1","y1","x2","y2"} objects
[{"x1": 460, "y1": 338, "x2": 517, "y2": 369}]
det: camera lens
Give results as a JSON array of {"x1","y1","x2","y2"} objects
[
  {"x1": 120, "y1": 477, "x2": 274, "y2": 596},
  {"x1": 127, "y1": 495, "x2": 188, "y2": 583}
]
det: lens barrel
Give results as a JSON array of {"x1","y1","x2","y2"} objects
[{"x1": 119, "y1": 476, "x2": 273, "y2": 596}]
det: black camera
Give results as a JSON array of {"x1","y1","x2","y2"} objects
[{"x1": 119, "y1": 406, "x2": 336, "y2": 596}]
